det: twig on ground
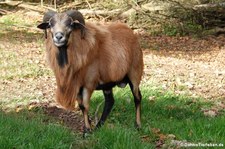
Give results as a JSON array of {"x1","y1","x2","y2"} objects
[
  {"x1": 85, "y1": 0, "x2": 92, "y2": 10},
  {"x1": 94, "y1": 100, "x2": 104, "y2": 125}
]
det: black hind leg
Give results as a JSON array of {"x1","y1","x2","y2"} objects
[
  {"x1": 96, "y1": 89, "x2": 115, "y2": 128},
  {"x1": 128, "y1": 80, "x2": 142, "y2": 129}
]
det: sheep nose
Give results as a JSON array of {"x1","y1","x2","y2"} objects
[{"x1": 55, "y1": 32, "x2": 64, "y2": 40}]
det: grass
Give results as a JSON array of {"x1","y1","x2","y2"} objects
[
  {"x1": 1, "y1": 11, "x2": 224, "y2": 149},
  {"x1": 1, "y1": 87, "x2": 224, "y2": 148},
  {"x1": 88, "y1": 87, "x2": 225, "y2": 148},
  {"x1": 0, "y1": 49, "x2": 46, "y2": 80},
  {"x1": 0, "y1": 109, "x2": 78, "y2": 149}
]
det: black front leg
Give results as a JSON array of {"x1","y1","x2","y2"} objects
[{"x1": 96, "y1": 89, "x2": 115, "y2": 128}]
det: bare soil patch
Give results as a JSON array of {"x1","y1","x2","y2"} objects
[{"x1": 41, "y1": 104, "x2": 83, "y2": 132}]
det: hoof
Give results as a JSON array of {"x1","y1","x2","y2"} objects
[
  {"x1": 83, "y1": 127, "x2": 91, "y2": 138},
  {"x1": 134, "y1": 122, "x2": 141, "y2": 130},
  {"x1": 95, "y1": 121, "x2": 104, "y2": 129}
]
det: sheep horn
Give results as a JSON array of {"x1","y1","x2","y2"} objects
[
  {"x1": 66, "y1": 10, "x2": 86, "y2": 39},
  {"x1": 43, "y1": 10, "x2": 57, "y2": 23},
  {"x1": 66, "y1": 10, "x2": 85, "y2": 25}
]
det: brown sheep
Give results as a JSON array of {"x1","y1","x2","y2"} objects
[{"x1": 37, "y1": 10, "x2": 143, "y2": 135}]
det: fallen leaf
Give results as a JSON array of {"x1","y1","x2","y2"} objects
[
  {"x1": 140, "y1": 135, "x2": 151, "y2": 142},
  {"x1": 16, "y1": 107, "x2": 23, "y2": 113},
  {"x1": 152, "y1": 128, "x2": 161, "y2": 135},
  {"x1": 159, "y1": 133, "x2": 167, "y2": 141},
  {"x1": 167, "y1": 134, "x2": 176, "y2": 139},
  {"x1": 28, "y1": 105, "x2": 36, "y2": 110},
  {"x1": 148, "y1": 96, "x2": 156, "y2": 101},
  {"x1": 203, "y1": 110, "x2": 218, "y2": 117}
]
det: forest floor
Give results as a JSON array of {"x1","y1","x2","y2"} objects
[
  {"x1": 0, "y1": 10, "x2": 225, "y2": 148},
  {"x1": 142, "y1": 34, "x2": 225, "y2": 100}
]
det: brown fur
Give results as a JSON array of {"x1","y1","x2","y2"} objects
[{"x1": 45, "y1": 22, "x2": 143, "y2": 110}]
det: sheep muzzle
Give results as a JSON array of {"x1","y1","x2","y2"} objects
[{"x1": 52, "y1": 32, "x2": 68, "y2": 47}]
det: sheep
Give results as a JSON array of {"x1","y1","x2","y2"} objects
[{"x1": 37, "y1": 10, "x2": 143, "y2": 134}]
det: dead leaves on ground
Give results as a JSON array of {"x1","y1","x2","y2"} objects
[
  {"x1": 145, "y1": 127, "x2": 216, "y2": 149},
  {"x1": 145, "y1": 127, "x2": 181, "y2": 148},
  {"x1": 142, "y1": 35, "x2": 225, "y2": 99},
  {"x1": 202, "y1": 101, "x2": 225, "y2": 117}
]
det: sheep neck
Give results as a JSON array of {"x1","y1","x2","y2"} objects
[{"x1": 57, "y1": 45, "x2": 68, "y2": 68}]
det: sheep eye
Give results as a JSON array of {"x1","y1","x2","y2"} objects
[
  {"x1": 48, "y1": 22, "x2": 52, "y2": 27},
  {"x1": 49, "y1": 19, "x2": 56, "y2": 27},
  {"x1": 64, "y1": 19, "x2": 72, "y2": 27}
]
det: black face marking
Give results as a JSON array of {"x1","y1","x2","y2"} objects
[{"x1": 57, "y1": 45, "x2": 68, "y2": 68}]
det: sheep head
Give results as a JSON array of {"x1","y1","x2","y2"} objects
[{"x1": 37, "y1": 10, "x2": 85, "y2": 47}]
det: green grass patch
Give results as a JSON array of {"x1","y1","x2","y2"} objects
[
  {"x1": 86, "y1": 86, "x2": 225, "y2": 148},
  {"x1": 162, "y1": 21, "x2": 203, "y2": 36},
  {"x1": 87, "y1": 125, "x2": 154, "y2": 149},
  {"x1": 1, "y1": 86, "x2": 224, "y2": 148},
  {"x1": 0, "y1": 109, "x2": 78, "y2": 149}
]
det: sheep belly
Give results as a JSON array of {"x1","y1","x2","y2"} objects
[{"x1": 96, "y1": 75, "x2": 129, "y2": 90}]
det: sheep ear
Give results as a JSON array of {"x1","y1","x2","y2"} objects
[
  {"x1": 71, "y1": 20, "x2": 85, "y2": 29},
  {"x1": 71, "y1": 21, "x2": 85, "y2": 39},
  {"x1": 37, "y1": 23, "x2": 49, "y2": 30},
  {"x1": 37, "y1": 23, "x2": 49, "y2": 39}
]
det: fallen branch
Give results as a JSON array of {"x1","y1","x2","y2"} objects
[
  {"x1": 59, "y1": 1, "x2": 94, "y2": 11},
  {"x1": 0, "y1": 1, "x2": 23, "y2": 6},
  {"x1": 193, "y1": 2, "x2": 225, "y2": 10},
  {"x1": 79, "y1": 9, "x2": 122, "y2": 17},
  {"x1": 0, "y1": 9, "x2": 10, "y2": 15},
  {"x1": 0, "y1": 1, "x2": 56, "y2": 13}
]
